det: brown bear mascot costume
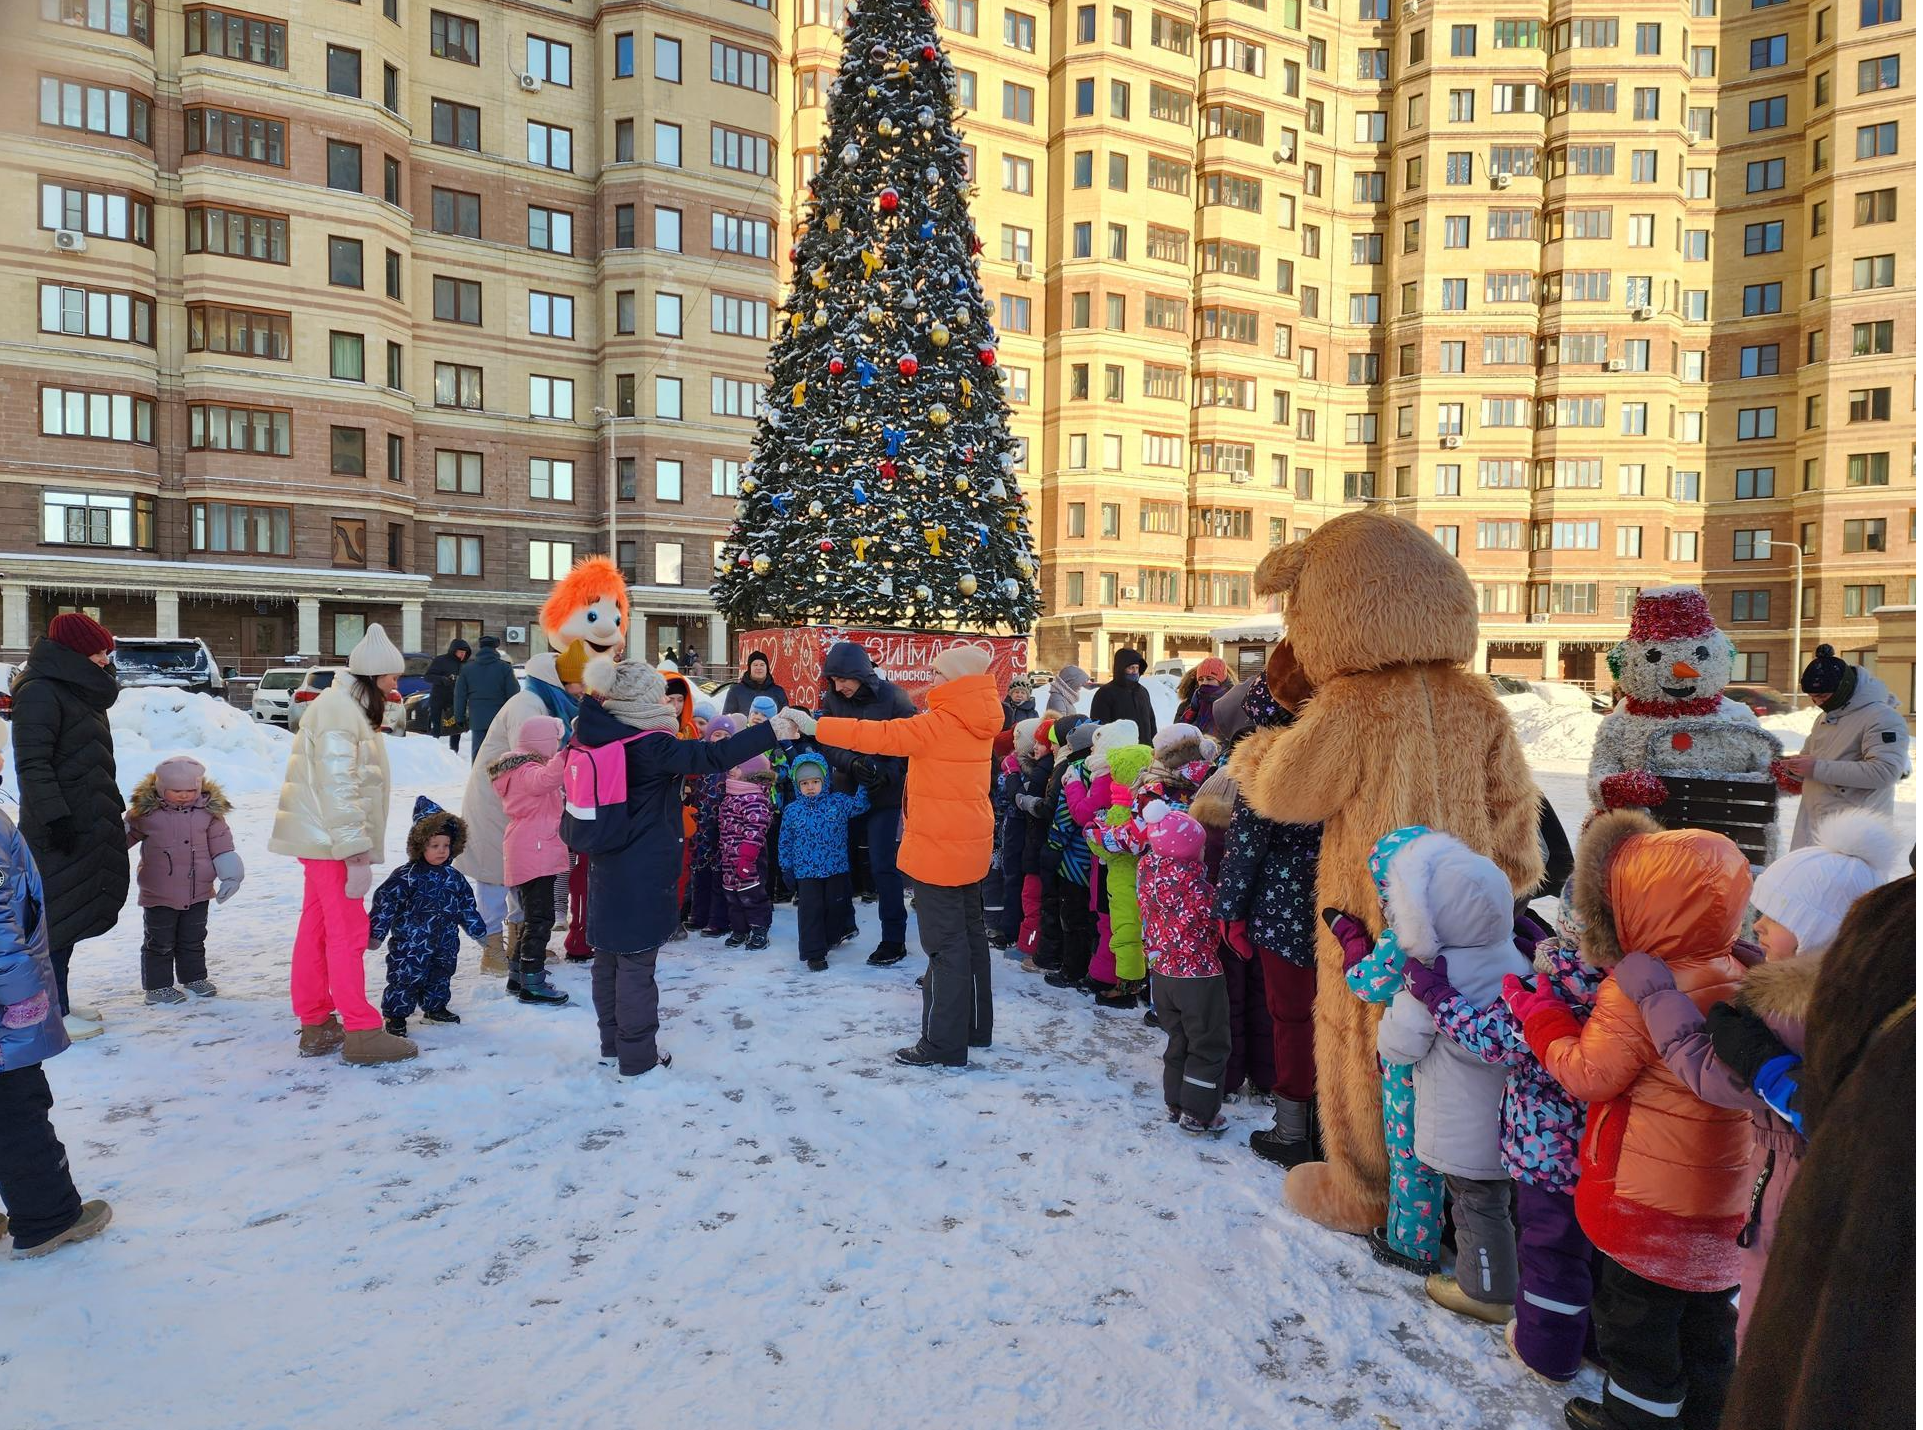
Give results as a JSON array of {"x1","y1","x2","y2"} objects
[{"x1": 1227, "y1": 511, "x2": 1543, "y2": 1234}]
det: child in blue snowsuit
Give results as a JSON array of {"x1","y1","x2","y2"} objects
[
  {"x1": 777, "y1": 752, "x2": 869, "y2": 970},
  {"x1": 371, "y1": 797, "x2": 487, "y2": 1032}
]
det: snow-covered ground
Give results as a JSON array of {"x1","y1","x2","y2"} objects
[{"x1": 1, "y1": 687, "x2": 1910, "y2": 1429}]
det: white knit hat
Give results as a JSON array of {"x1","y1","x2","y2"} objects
[
  {"x1": 1751, "y1": 810, "x2": 1905, "y2": 956},
  {"x1": 347, "y1": 623, "x2": 405, "y2": 677}
]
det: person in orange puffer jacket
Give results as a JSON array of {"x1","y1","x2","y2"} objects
[
  {"x1": 808, "y1": 645, "x2": 1004, "y2": 1069},
  {"x1": 1506, "y1": 808, "x2": 1753, "y2": 1430}
]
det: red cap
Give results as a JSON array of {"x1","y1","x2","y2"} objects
[
  {"x1": 47, "y1": 612, "x2": 114, "y2": 657},
  {"x1": 1626, "y1": 587, "x2": 1715, "y2": 643}
]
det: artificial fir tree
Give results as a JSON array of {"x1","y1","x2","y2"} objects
[{"x1": 710, "y1": 0, "x2": 1042, "y2": 633}]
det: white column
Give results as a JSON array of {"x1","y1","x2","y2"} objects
[
  {"x1": 1541, "y1": 638, "x2": 1561, "y2": 680},
  {"x1": 1473, "y1": 637, "x2": 1489, "y2": 673},
  {"x1": 401, "y1": 599, "x2": 424, "y2": 652},
  {"x1": 1089, "y1": 627, "x2": 1109, "y2": 673},
  {"x1": 153, "y1": 588, "x2": 180, "y2": 639},
  {"x1": 707, "y1": 617, "x2": 728, "y2": 671},
  {"x1": 1, "y1": 583, "x2": 29, "y2": 653},
  {"x1": 297, "y1": 597, "x2": 321, "y2": 657}
]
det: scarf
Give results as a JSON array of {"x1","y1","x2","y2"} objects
[
  {"x1": 526, "y1": 676, "x2": 579, "y2": 724},
  {"x1": 603, "y1": 690, "x2": 681, "y2": 733},
  {"x1": 1623, "y1": 693, "x2": 1722, "y2": 718}
]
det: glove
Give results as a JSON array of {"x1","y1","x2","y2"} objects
[
  {"x1": 213, "y1": 850, "x2": 245, "y2": 904},
  {"x1": 1612, "y1": 950, "x2": 1676, "y2": 1005},
  {"x1": 1502, "y1": 972, "x2": 1564, "y2": 1024},
  {"x1": 1599, "y1": 770, "x2": 1669, "y2": 810},
  {"x1": 1218, "y1": 918, "x2": 1256, "y2": 962},
  {"x1": 2, "y1": 991, "x2": 50, "y2": 1029},
  {"x1": 1403, "y1": 954, "x2": 1455, "y2": 1014},
  {"x1": 778, "y1": 706, "x2": 818, "y2": 737},
  {"x1": 342, "y1": 853, "x2": 373, "y2": 901},
  {"x1": 1014, "y1": 793, "x2": 1041, "y2": 816},
  {"x1": 1320, "y1": 907, "x2": 1372, "y2": 971},
  {"x1": 851, "y1": 757, "x2": 885, "y2": 790},
  {"x1": 43, "y1": 814, "x2": 82, "y2": 855},
  {"x1": 1706, "y1": 1002, "x2": 1791, "y2": 1088}
]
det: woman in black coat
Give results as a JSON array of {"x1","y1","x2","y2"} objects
[{"x1": 11, "y1": 614, "x2": 129, "y2": 1029}]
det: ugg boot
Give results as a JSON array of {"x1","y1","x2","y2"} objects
[
  {"x1": 341, "y1": 1025, "x2": 419, "y2": 1065},
  {"x1": 13, "y1": 1199, "x2": 112, "y2": 1259},
  {"x1": 1426, "y1": 1273, "x2": 1512, "y2": 1325},
  {"x1": 298, "y1": 1014, "x2": 346, "y2": 1057},
  {"x1": 479, "y1": 929, "x2": 509, "y2": 976}
]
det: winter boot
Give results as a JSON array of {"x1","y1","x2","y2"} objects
[
  {"x1": 298, "y1": 1014, "x2": 345, "y2": 1057},
  {"x1": 1095, "y1": 981, "x2": 1140, "y2": 1011},
  {"x1": 344, "y1": 1030, "x2": 423, "y2": 1060},
  {"x1": 806, "y1": 956, "x2": 828, "y2": 972},
  {"x1": 383, "y1": 1016, "x2": 408, "y2": 1038},
  {"x1": 1249, "y1": 1098, "x2": 1318, "y2": 1168},
  {"x1": 1426, "y1": 1273, "x2": 1512, "y2": 1325},
  {"x1": 341, "y1": 1026, "x2": 419, "y2": 1065},
  {"x1": 1044, "y1": 968, "x2": 1080, "y2": 989},
  {"x1": 1179, "y1": 1111, "x2": 1229, "y2": 1136},
  {"x1": 867, "y1": 940, "x2": 908, "y2": 966},
  {"x1": 517, "y1": 966, "x2": 570, "y2": 1005},
  {"x1": 144, "y1": 986, "x2": 187, "y2": 1006},
  {"x1": 62, "y1": 1013, "x2": 102, "y2": 1041},
  {"x1": 724, "y1": 932, "x2": 746, "y2": 948},
  {"x1": 746, "y1": 929, "x2": 770, "y2": 950},
  {"x1": 13, "y1": 1199, "x2": 112, "y2": 1259},
  {"x1": 479, "y1": 930, "x2": 509, "y2": 976},
  {"x1": 183, "y1": 979, "x2": 218, "y2": 998},
  {"x1": 1366, "y1": 1226, "x2": 1436, "y2": 1276},
  {"x1": 421, "y1": 1006, "x2": 461, "y2": 1024}
]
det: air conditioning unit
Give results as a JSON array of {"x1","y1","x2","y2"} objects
[
  {"x1": 1121, "y1": 585, "x2": 1139, "y2": 600},
  {"x1": 1634, "y1": 305, "x2": 1657, "y2": 320},
  {"x1": 1530, "y1": 613, "x2": 1552, "y2": 624},
  {"x1": 1441, "y1": 434, "x2": 1463, "y2": 448},
  {"x1": 1684, "y1": 132, "x2": 1701, "y2": 147},
  {"x1": 1014, "y1": 260, "x2": 1035, "y2": 281},
  {"x1": 1402, "y1": 0, "x2": 1420, "y2": 16},
  {"x1": 504, "y1": 625, "x2": 527, "y2": 645},
  {"x1": 1606, "y1": 358, "x2": 1627, "y2": 372},
  {"x1": 1230, "y1": 471, "x2": 1252, "y2": 484},
  {"x1": 54, "y1": 228, "x2": 88, "y2": 252},
  {"x1": 517, "y1": 72, "x2": 542, "y2": 93},
  {"x1": 1493, "y1": 171, "x2": 1513, "y2": 189}
]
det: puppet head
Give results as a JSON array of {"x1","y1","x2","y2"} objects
[{"x1": 539, "y1": 555, "x2": 630, "y2": 660}]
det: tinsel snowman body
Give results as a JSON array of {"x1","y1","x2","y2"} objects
[{"x1": 1587, "y1": 587, "x2": 1784, "y2": 820}]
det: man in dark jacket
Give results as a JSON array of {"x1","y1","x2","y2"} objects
[
  {"x1": 723, "y1": 649, "x2": 789, "y2": 718},
  {"x1": 423, "y1": 637, "x2": 470, "y2": 750},
  {"x1": 11, "y1": 613, "x2": 129, "y2": 1030},
  {"x1": 453, "y1": 635, "x2": 520, "y2": 760},
  {"x1": 1088, "y1": 647, "x2": 1158, "y2": 740},
  {"x1": 816, "y1": 641, "x2": 918, "y2": 965}
]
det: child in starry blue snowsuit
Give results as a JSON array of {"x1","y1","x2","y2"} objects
[
  {"x1": 371, "y1": 797, "x2": 487, "y2": 1028},
  {"x1": 778, "y1": 752, "x2": 869, "y2": 967}
]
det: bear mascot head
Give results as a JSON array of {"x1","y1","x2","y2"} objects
[{"x1": 1226, "y1": 511, "x2": 1543, "y2": 1236}]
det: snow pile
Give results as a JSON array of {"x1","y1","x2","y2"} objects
[
  {"x1": 1501, "y1": 689, "x2": 1604, "y2": 765},
  {"x1": 384, "y1": 729, "x2": 470, "y2": 789},
  {"x1": 1760, "y1": 706, "x2": 1819, "y2": 753},
  {"x1": 107, "y1": 688, "x2": 292, "y2": 797}
]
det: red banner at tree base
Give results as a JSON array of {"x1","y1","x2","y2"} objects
[{"x1": 736, "y1": 627, "x2": 1029, "y2": 711}]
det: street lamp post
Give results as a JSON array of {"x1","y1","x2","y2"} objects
[
  {"x1": 591, "y1": 406, "x2": 618, "y2": 576},
  {"x1": 1762, "y1": 538, "x2": 1805, "y2": 709}
]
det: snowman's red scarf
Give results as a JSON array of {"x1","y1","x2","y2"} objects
[{"x1": 1623, "y1": 694, "x2": 1722, "y2": 717}]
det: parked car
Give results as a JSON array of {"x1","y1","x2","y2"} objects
[
  {"x1": 1486, "y1": 673, "x2": 1534, "y2": 697},
  {"x1": 287, "y1": 667, "x2": 407, "y2": 736},
  {"x1": 111, "y1": 637, "x2": 228, "y2": 696},
  {"x1": 1725, "y1": 686, "x2": 1793, "y2": 717},
  {"x1": 251, "y1": 667, "x2": 306, "y2": 726},
  {"x1": 0, "y1": 662, "x2": 16, "y2": 720},
  {"x1": 1151, "y1": 658, "x2": 1189, "y2": 677},
  {"x1": 398, "y1": 652, "x2": 434, "y2": 702},
  {"x1": 1534, "y1": 679, "x2": 1619, "y2": 714}
]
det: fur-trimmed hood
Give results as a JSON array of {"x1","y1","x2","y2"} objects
[
  {"x1": 129, "y1": 771, "x2": 231, "y2": 819},
  {"x1": 487, "y1": 751, "x2": 546, "y2": 781},
  {"x1": 1574, "y1": 807, "x2": 1751, "y2": 968},
  {"x1": 1737, "y1": 953, "x2": 1822, "y2": 1024},
  {"x1": 405, "y1": 795, "x2": 469, "y2": 862},
  {"x1": 1369, "y1": 827, "x2": 1519, "y2": 988}
]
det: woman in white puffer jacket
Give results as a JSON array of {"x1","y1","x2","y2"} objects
[{"x1": 268, "y1": 625, "x2": 413, "y2": 1065}]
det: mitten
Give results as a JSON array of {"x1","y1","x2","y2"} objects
[
  {"x1": 1503, "y1": 973, "x2": 1565, "y2": 1025},
  {"x1": 1320, "y1": 907, "x2": 1372, "y2": 971},
  {"x1": 1218, "y1": 919, "x2": 1256, "y2": 961},
  {"x1": 213, "y1": 850, "x2": 246, "y2": 904},
  {"x1": 1403, "y1": 954, "x2": 1455, "y2": 1014},
  {"x1": 736, "y1": 842, "x2": 763, "y2": 881},
  {"x1": 1599, "y1": 769, "x2": 1669, "y2": 810},
  {"x1": 1, "y1": 991, "x2": 50, "y2": 1029},
  {"x1": 1611, "y1": 950, "x2": 1676, "y2": 1004},
  {"x1": 1014, "y1": 793, "x2": 1041, "y2": 816},
  {"x1": 1705, "y1": 1002, "x2": 1791, "y2": 1088},
  {"x1": 342, "y1": 853, "x2": 373, "y2": 900},
  {"x1": 778, "y1": 706, "x2": 818, "y2": 736}
]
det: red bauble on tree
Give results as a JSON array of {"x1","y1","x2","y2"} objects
[
  {"x1": 829, "y1": 356, "x2": 846, "y2": 376},
  {"x1": 921, "y1": 44, "x2": 937, "y2": 60},
  {"x1": 898, "y1": 355, "x2": 919, "y2": 377},
  {"x1": 976, "y1": 346, "x2": 996, "y2": 366},
  {"x1": 817, "y1": 538, "x2": 834, "y2": 552},
  {"x1": 879, "y1": 187, "x2": 901, "y2": 212}
]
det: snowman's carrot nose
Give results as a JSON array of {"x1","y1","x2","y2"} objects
[{"x1": 1671, "y1": 661, "x2": 1701, "y2": 679}]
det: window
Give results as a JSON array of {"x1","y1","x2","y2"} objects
[
  {"x1": 652, "y1": 122, "x2": 683, "y2": 168},
  {"x1": 1000, "y1": 295, "x2": 1032, "y2": 333},
  {"x1": 1003, "y1": 83, "x2": 1034, "y2": 123},
  {"x1": 1857, "y1": 122, "x2": 1899, "y2": 158},
  {"x1": 184, "y1": 203, "x2": 288, "y2": 263},
  {"x1": 55, "y1": 0, "x2": 153, "y2": 44},
  {"x1": 430, "y1": 10, "x2": 478, "y2": 63},
  {"x1": 944, "y1": 0, "x2": 977, "y2": 32},
  {"x1": 323, "y1": 44, "x2": 361, "y2": 98},
  {"x1": 1853, "y1": 254, "x2": 1897, "y2": 289},
  {"x1": 190, "y1": 501, "x2": 290, "y2": 555},
  {"x1": 1203, "y1": 104, "x2": 1263, "y2": 143},
  {"x1": 653, "y1": 458, "x2": 683, "y2": 502},
  {"x1": 1731, "y1": 529, "x2": 1773, "y2": 561},
  {"x1": 1844, "y1": 585, "x2": 1887, "y2": 618},
  {"x1": 39, "y1": 283, "x2": 154, "y2": 345},
  {"x1": 184, "y1": 6, "x2": 280, "y2": 63},
  {"x1": 189, "y1": 403, "x2": 288, "y2": 455},
  {"x1": 1001, "y1": 154, "x2": 1032, "y2": 194},
  {"x1": 1856, "y1": 188, "x2": 1898, "y2": 225},
  {"x1": 652, "y1": 292, "x2": 684, "y2": 337},
  {"x1": 35, "y1": 487, "x2": 152, "y2": 559},
  {"x1": 1751, "y1": 33, "x2": 1788, "y2": 69},
  {"x1": 430, "y1": 98, "x2": 479, "y2": 151},
  {"x1": 1735, "y1": 467, "x2": 1776, "y2": 499},
  {"x1": 1844, "y1": 518, "x2": 1888, "y2": 552},
  {"x1": 526, "y1": 35, "x2": 571, "y2": 85},
  {"x1": 1849, "y1": 388, "x2": 1893, "y2": 422},
  {"x1": 1750, "y1": 95, "x2": 1788, "y2": 131},
  {"x1": 528, "y1": 375, "x2": 573, "y2": 420},
  {"x1": 711, "y1": 213, "x2": 771, "y2": 258},
  {"x1": 1861, "y1": 0, "x2": 1900, "y2": 23},
  {"x1": 1848, "y1": 452, "x2": 1891, "y2": 487},
  {"x1": 613, "y1": 32, "x2": 634, "y2": 77},
  {"x1": 527, "y1": 121, "x2": 573, "y2": 171},
  {"x1": 712, "y1": 294, "x2": 770, "y2": 339},
  {"x1": 709, "y1": 40, "x2": 771, "y2": 93},
  {"x1": 186, "y1": 303, "x2": 290, "y2": 359},
  {"x1": 711, "y1": 376, "x2": 762, "y2": 417},
  {"x1": 433, "y1": 362, "x2": 482, "y2": 409},
  {"x1": 529, "y1": 291, "x2": 574, "y2": 339},
  {"x1": 36, "y1": 386, "x2": 150, "y2": 445},
  {"x1": 528, "y1": 539, "x2": 575, "y2": 582},
  {"x1": 433, "y1": 534, "x2": 482, "y2": 577},
  {"x1": 1204, "y1": 34, "x2": 1265, "y2": 74},
  {"x1": 328, "y1": 331, "x2": 363, "y2": 382},
  {"x1": 435, "y1": 450, "x2": 483, "y2": 495},
  {"x1": 1860, "y1": 54, "x2": 1901, "y2": 91},
  {"x1": 527, "y1": 205, "x2": 573, "y2": 254},
  {"x1": 1003, "y1": 9, "x2": 1034, "y2": 49},
  {"x1": 1740, "y1": 344, "x2": 1781, "y2": 378},
  {"x1": 37, "y1": 75, "x2": 154, "y2": 145},
  {"x1": 185, "y1": 105, "x2": 287, "y2": 165}
]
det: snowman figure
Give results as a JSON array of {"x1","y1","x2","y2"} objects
[{"x1": 1588, "y1": 587, "x2": 1788, "y2": 826}]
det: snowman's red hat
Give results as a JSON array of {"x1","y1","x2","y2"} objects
[{"x1": 1627, "y1": 586, "x2": 1716, "y2": 643}]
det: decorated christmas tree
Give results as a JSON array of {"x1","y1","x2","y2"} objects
[{"x1": 710, "y1": 0, "x2": 1042, "y2": 634}]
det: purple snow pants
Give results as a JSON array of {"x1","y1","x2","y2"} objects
[{"x1": 1514, "y1": 1180, "x2": 1595, "y2": 1382}]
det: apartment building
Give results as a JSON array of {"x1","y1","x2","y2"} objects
[
  {"x1": 6, "y1": 0, "x2": 782, "y2": 667},
  {"x1": 6, "y1": 0, "x2": 1913, "y2": 700}
]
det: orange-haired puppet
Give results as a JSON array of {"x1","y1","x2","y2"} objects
[{"x1": 539, "y1": 555, "x2": 630, "y2": 658}]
